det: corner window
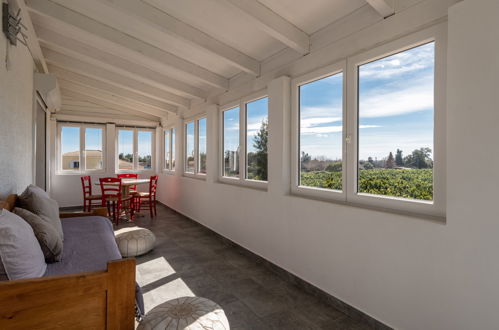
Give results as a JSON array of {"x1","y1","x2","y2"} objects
[
  {"x1": 184, "y1": 117, "x2": 207, "y2": 176},
  {"x1": 164, "y1": 127, "x2": 176, "y2": 171},
  {"x1": 222, "y1": 107, "x2": 240, "y2": 178},
  {"x1": 117, "y1": 127, "x2": 155, "y2": 172},
  {"x1": 58, "y1": 123, "x2": 105, "y2": 173},
  {"x1": 246, "y1": 97, "x2": 269, "y2": 181}
]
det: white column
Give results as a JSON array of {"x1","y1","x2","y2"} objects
[
  {"x1": 267, "y1": 76, "x2": 291, "y2": 196},
  {"x1": 175, "y1": 114, "x2": 184, "y2": 177},
  {"x1": 106, "y1": 123, "x2": 115, "y2": 175},
  {"x1": 155, "y1": 126, "x2": 162, "y2": 173},
  {"x1": 205, "y1": 104, "x2": 219, "y2": 184}
]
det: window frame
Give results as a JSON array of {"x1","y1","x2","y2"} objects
[
  {"x1": 57, "y1": 122, "x2": 106, "y2": 175},
  {"x1": 183, "y1": 114, "x2": 207, "y2": 178},
  {"x1": 219, "y1": 90, "x2": 269, "y2": 189},
  {"x1": 115, "y1": 127, "x2": 156, "y2": 173},
  {"x1": 163, "y1": 127, "x2": 175, "y2": 173},
  {"x1": 291, "y1": 26, "x2": 446, "y2": 217}
]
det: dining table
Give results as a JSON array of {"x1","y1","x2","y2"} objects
[{"x1": 95, "y1": 178, "x2": 150, "y2": 220}]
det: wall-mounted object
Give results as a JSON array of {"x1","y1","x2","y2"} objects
[
  {"x1": 35, "y1": 73, "x2": 62, "y2": 112},
  {"x1": 2, "y1": 2, "x2": 27, "y2": 46}
]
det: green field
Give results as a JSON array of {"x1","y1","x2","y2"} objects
[{"x1": 300, "y1": 169, "x2": 433, "y2": 200}]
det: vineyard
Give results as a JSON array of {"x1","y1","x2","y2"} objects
[{"x1": 300, "y1": 168, "x2": 433, "y2": 200}]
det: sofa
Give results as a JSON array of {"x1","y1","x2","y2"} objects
[{"x1": 0, "y1": 192, "x2": 142, "y2": 329}]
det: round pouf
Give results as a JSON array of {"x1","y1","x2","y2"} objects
[
  {"x1": 115, "y1": 227, "x2": 156, "y2": 257},
  {"x1": 137, "y1": 297, "x2": 229, "y2": 330}
]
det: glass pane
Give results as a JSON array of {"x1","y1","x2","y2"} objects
[
  {"x1": 118, "y1": 130, "x2": 134, "y2": 170},
  {"x1": 165, "y1": 130, "x2": 170, "y2": 170},
  {"x1": 358, "y1": 42, "x2": 434, "y2": 201},
  {"x1": 223, "y1": 107, "x2": 240, "y2": 177},
  {"x1": 198, "y1": 118, "x2": 207, "y2": 174},
  {"x1": 299, "y1": 73, "x2": 343, "y2": 190},
  {"x1": 85, "y1": 128, "x2": 103, "y2": 170},
  {"x1": 185, "y1": 122, "x2": 195, "y2": 173},
  {"x1": 246, "y1": 97, "x2": 268, "y2": 181},
  {"x1": 61, "y1": 126, "x2": 80, "y2": 170},
  {"x1": 138, "y1": 131, "x2": 152, "y2": 170},
  {"x1": 171, "y1": 128, "x2": 176, "y2": 171}
]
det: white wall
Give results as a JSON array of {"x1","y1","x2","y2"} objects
[
  {"x1": 155, "y1": 1, "x2": 499, "y2": 329},
  {"x1": 0, "y1": 18, "x2": 35, "y2": 198}
]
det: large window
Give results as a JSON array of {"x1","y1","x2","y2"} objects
[
  {"x1": 357, "y1": 42, "x2": 435, "y2": 201},
  {"x1": 298, "y1": 73, "x2": 343, "y2": 191},
  {"x1": 292, "y1": 28, "x2": 444, "y2": 216},
  {"x1": 164, "y1": 127, "x2": 176, "y2": 171},
  {"x1": 221, "y1": 95, "x2": 269, "y2": 185},
  {"x1": 59, "y1": 123, "x2": 104, "y2": 172},
  {"x1": 117, "y1": 127, "x2": 155, "y2": 172},
  {"x1": 184, "y1": 117, "x2": 207, "y2": 176}
]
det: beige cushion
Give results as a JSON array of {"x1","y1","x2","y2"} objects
[
  {"x1": 137, "y1": 296, "x2": 229, "y2": 330},
  {"x1": 13, "y1": 208, "x2": 63, "y2": 263},
  {"x1": 0, "y1": 209, "x2": 47, "y2": 280},
  {"x1": 115, "y1": 227, "x2": 155, "y2": 257},
  {"x1": 18, "y1": 185, "x2": 63, "y2": 240}
]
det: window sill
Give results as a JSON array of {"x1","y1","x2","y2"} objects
[
  {"x1": 218, "y1": 176, "x2": 268, "y2": 191},
  {"x1": 56, "y1": 170, "x2": 106, "y2": 176},
  {"x1": 183, "y1": 173, "x2": 206, "y2": 180},
  {"x1": 162, "y1": 169, "x2": 176, "y2": 175}
]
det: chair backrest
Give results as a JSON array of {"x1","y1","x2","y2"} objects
[
  {"x1": 99, "y1": 177, "x2": 122, "y2": 199},
  {"x1": 117, "y1": 173, "x2": 138, "y2": 191},
  {"x1": 149, "y1": 175, "x2": 159, "y2": 197},
  {"x1": 81, "y1": 176, "x2": 92, "y2": 197}
]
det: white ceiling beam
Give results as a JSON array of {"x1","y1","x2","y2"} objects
[
  {"x1": 60, "y1": 90, "x2": 160, "y2": 122},
  {"x1": 54, "y1": 112, "x2": 158, "y2": 127},
  {"x1": 49, "y1": 66, "x2": 178, "y2": 114},
  {"x1": 57, "y1": 0, "x2": 260, "y2": 76},
  {"x1": 40, "y1": 43, "x2": 206, "y2": 100},
  {"x1": 59, "y1": 80, "x2": 170, "y2": 119},
  {"x1": 224, "y1": 0, "x2": 310, "y2": 55},
  {"x1": 27, "y1": 0, "x2": 229, "y2": 90},
  {"x1": 365, "y1": 0, "x2": 395, "y2": 18},
  {"x1": 9, "y1": 0, "x2": 47, "y2": 72}
]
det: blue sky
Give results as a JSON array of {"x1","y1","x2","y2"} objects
[
  {"x1": 61, "y1": 126, "x2": 102, "y2": 153},
  {"x1": 300, "y1": 41, "x2": 435, "y2": 161},
  {"x1": 223, "y1": 107, "x2": 240, "y2": 154}
]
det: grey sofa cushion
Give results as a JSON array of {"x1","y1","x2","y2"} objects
[
  {"x1": 0, "y1": 209, "x2": 47, "y2": 280},
  {"x1": 18, "y1": 185, "x2": 63, "y2": 240},
  {"x1": 13, "y1": 207, "x2": 63, "y2": 263}
]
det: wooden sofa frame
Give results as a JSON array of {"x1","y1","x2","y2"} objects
[{"x1": 0, "y1": 194, "x2": 136, "y2": 329}]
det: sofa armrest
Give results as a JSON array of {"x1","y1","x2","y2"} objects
[{"x1": 59, "y1": 207, "x2": 108, "y2": 218}]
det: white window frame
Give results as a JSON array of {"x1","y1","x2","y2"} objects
[
  {"x1": 163, "y1": 127, "x2": 175, "y2": 173},
  {"x1": 183, "y1": 115, "x2": 207, "y2": 178},
  {"x1": 219, "y1": 90, "x2": 268, "y2": 189},
  {"x1": 291, "y1": 25, "x2": 446, "y2": 218},
  {"x1": 57, "y1": 122, "x2": 106, "y2": 175},
  {"x1": 291, "y1": 61, "x2": 347, "y2": 202},
  {"x1": 116, "y1": 127, "x2": 156, "y2": 173}
]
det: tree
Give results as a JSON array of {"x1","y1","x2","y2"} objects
[
  {"x1": 386, "y1": 152, "x2": 395, "y2": 169},
  {"x1": 367, "y1": 156, "x2": 375, "y2": 166},
  {"x1": 301, "y1": 151, "x2": 311, "y2": 171},
  {"x1": 252, "y1": 120, "x2": 268, "y2": 180},
  {"x1": 325, "y1": 161, "x2": 342, "y2": 172},
  {"x1": 395, "y1": 149, "x2": 404, "y2": 166},
  {"x1": 404, "y1": 147, "x2": 433, "y2": 169}
]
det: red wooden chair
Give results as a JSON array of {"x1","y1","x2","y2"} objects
[
  {"x1": 99, "y1": 177, "x2": 134, "y2": 225},
  {"x1": 80, "y1": 176, "x2": 102, "y2": 212},
  {"x1": 134, "y1": 175, "x2": 158, "y2": 217},
  {"x1": 117, "y1": 173, "x2": 138, "y2": 194}
]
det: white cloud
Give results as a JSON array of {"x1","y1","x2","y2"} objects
[
  {"x1": 301, "y1": 124, "x2": 380, "y2": 135},
  {"x1": 300, "y1": 116, "x2": 342, "y2": 128}
]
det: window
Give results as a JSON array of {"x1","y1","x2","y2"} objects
[
  {"x1": 357, "y1": 42, "x2": 435, "y2": 201},
  {"x1": 116, "y1": 127, "x2": 155, "y2": 172},
  {"x1": 220, "y1": 94, "x2": 269, "y2": 185},
  {"x1": 222, "y1": 107, "x2": 240, "y2": 178},
  {"x1": 164, "y1": 127, "x2": 176, "y2": 171},
  {"x1": 292, "y1": 28, "x2": 444, "y2": 216},
  {"x1": 246, "y1": 97, "x2": 268, "y2": 181},
  {"x1": 185, "y1": 121, "x2": 195, "y2": 173},
  {"x1": 184, "y1": 117, "x2": 207, "y2": 176},
  {"x1": 59, "y1": 123, "x2": 105, "y2": 173},
  {"x1": 298, "y1": 74, "x2": 343, "y2": 191}
]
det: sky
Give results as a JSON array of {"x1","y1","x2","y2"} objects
[
  {"x1": 300, "y1": 41, "x2": 435, "y2": 161},
  {"x1": 61, "y1": 126, "x2": 102, "y2": 153}
]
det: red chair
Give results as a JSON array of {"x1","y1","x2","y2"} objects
[
  {"x1": 117, "y1": 173, "x2": 138, "y2": 194},
  {"x1": 80, "y1": 176, "x2": 102, "y2": 212},
  {"x1": 135, "y1": 175, "x2": 158, "y2": 217},
  {"x1": 99, "y1": 177, "x2": 134, "y2": 225}
]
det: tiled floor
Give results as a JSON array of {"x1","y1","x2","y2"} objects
[{"x1": 116, "y1": 204, "x2": 372, "y2": 330}]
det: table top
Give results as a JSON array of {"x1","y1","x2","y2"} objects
[{"x1": 94, "y1": 179, "x2": 150, "y2": 186}]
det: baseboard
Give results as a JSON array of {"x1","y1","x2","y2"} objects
[{"x1": 157, "y1": 201, "x2": 393, "y2": 330}]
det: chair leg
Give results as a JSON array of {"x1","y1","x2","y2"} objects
[
  {"x1": 149, "y1": 198, "x2": 153, "y2": 218},
  {"x1": 154, "y1": 199, "x2": 157, "y2": 216}
]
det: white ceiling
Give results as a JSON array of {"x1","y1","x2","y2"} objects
[{"x1": 25, "y1": 0, "x2": 385, "y2": 121}]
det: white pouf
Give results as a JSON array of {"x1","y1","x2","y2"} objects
[
  {"x1": 137, "y1": 297, "x2": 229, "y2": 330},
  {"x1": 115, "y1": 227, "x2": 156, "y2": 257}
]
